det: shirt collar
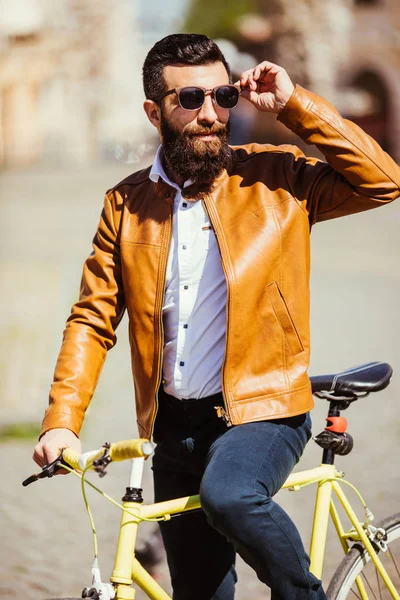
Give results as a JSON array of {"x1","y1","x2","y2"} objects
[
  {"x1": 149, "y1": 145, "x2": 193, "y2": 190},
  {"x1": 149, "y1": 146, "x2": 180, "y2": 189}
]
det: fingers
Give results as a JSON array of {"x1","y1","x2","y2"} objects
[
  {"x1": 32, "y1": 443, "x2": 69, "y2": 475},
  {"x1": 32, "y1": 442, "x2": 45, "y2": 468},
  {"x1": 32, "y1": 428, "x2": 82, "y2": 475},
  {"x1": 33, "y1": 440, "x2": 61, "y2": 468},
  {"x1": 239, "y1": 61, "x2": 284, "y2": 91}
]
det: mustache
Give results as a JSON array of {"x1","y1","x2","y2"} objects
[{"x1": 184, "y1": 123, "x2": 228, "y2": 138}]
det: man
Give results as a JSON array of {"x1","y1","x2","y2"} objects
[{"x1": 33, "y1": 33, "x2": 400, "y2": 599}]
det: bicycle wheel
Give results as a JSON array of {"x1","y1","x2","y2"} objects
[{"x1": 326, "y1": 512, "x2": 400, "y2": 599}]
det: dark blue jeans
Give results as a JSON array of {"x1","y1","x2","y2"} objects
[{"x1": 152, "y1": 389, "x2": 327, "y2": 600}]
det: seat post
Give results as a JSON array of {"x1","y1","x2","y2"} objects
[
  {"x1": 315, "y1": 401, "x2": 353, "y2": 464},
  {"x1": 322, "y1": 403, "x2": 340, "y2": 465}
]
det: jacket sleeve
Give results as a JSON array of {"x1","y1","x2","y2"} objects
[
  {"x1": 40, "y1": 190, "x2": 126, "y2": 438},
  {"x1": 277, "y1": 85, "x2": 400, "y2": 225}
]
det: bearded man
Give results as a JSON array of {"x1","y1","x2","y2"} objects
[{"x1": 33, "y1": 33, "x2": 400, "y2": 599}]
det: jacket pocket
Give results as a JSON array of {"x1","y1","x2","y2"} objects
[{"x1": 267, "y1": 281, "x2": 304, "y2": 356}]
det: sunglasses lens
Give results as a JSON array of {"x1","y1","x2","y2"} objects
[
  {"x1": 215, "y1": 86, "x2": 239, "y2": 108},
  {"x1": 179, "y1": 87, "x2": 205, "y2": 110}
]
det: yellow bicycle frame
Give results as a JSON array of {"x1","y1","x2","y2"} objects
[{"x1": 108, "y1": 463, "x2": 399, "y2": 600}]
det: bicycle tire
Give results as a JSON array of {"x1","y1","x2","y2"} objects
[{"x1": 326, "y1": 512, "x2": 400, "y2": 599}]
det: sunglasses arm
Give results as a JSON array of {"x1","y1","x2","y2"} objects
[{"x1": 156, "y1": 89, "x2": 176, "y2": 102}]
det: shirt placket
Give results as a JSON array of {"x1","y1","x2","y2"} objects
[{"x1": 174, "y1": 199, "x2": 198, "y2": 397}]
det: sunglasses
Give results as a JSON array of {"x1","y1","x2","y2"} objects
[{"x1": 158, "y1": 85, "x2": 240, "y2": 111}]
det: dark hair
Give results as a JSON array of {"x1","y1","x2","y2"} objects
[{"x1": 143, "y1": 33, "x2": 231, "y2": 102}]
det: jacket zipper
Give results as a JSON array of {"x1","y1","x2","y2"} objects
[
  {"x1": 201, "y1": 197, "x2": 233, "y2": 428},
  {"x1": 215, "y1": 406, "x2": 232, "y2": 427},
  {"x1": 150, "y1": 204, "x2": 173, "y2": 439}
]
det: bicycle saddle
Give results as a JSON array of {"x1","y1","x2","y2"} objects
[{"x1": 310, "y1": 362, "x2": 393, "y2": 397}]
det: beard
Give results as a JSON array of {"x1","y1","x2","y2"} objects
[{"x1": 160, "y1": 110, "x2": 231, "y2": 198}]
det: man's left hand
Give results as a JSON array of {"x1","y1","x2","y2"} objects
[{"x1": 236, "y1": 61, "x2": 295, "y2": 114}]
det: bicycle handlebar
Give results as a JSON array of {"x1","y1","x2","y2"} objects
[
  {"x1": 22, "y1": 438, "x2": 154, "y2": 486},
  {"x1": 63, "y1": 438, "x2": 154, "y2": 471}
]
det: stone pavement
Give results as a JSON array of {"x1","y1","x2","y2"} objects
[{"x1": 0, "y1": 165, "x2": 399, "y2": 599}]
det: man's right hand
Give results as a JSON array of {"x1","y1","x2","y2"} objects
[{"x1": 33, "y1": 428, "x2": 82, "y2": 474}]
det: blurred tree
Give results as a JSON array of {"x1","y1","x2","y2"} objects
[{"x1": 184, "y1": 0, "x2": 258, "y2": 40}]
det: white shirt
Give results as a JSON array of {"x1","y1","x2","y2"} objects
[{"x1": 149, "y1": 146, "x2": 227, "y2": 399}]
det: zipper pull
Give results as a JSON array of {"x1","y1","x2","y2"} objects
[{"x1": 215, "y1": 406, "x2": 232, "y2": 427}]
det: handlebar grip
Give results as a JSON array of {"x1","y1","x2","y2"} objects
[
  {"x1": 62, "y1": 439, "x2": 153, "y2": 471},
  {"x1": 109, "y1": 438, "x2": 153, "y2": 462},
  {"x1": 62, "y1": 447, "x2": 83, "y2": 471}
]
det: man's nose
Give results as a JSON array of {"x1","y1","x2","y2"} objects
[{"x1": 197, "y1": 92, "x2": 218, "y2": 124}]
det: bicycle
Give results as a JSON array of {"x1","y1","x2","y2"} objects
[{"x1": 23, "y1": 361, "x2": 400, "y2": 600}]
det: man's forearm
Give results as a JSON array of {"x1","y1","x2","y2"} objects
[
  {"x1": 40, "y1": 322, "x2": 108, "y2": 438},
  {"x1": 40, "y1": 191, "x2": 125, "y2": 438}
]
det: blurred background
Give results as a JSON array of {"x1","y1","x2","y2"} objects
[{"x1": 0, "y1": 1, "x2": 399, "y2": 598}]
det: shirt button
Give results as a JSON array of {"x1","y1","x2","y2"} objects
[
  {"x1": 182, "y1": 202, "x2": 187, "y2": 208},
  {"x1": 183, "y1": 285, "x2": 189, "y2": 290},
  {"x1": 182, "y1": 245, "x2": 187, "y2": 250},
  {"x1": 183, "y1": 324, "x2": 188, "y2": 329},
  {"x1": 180, "y1": 361, "x2": 185, "y2": 366}
]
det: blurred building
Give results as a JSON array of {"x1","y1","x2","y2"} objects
[
  {"x1": 1, "y1": 0, "x2": 399, "y2": 166},
  {"x1": 235, "y1": 0, "x2": 400, "y2": 161},
  {"x1": 343, "y1": 0, "x2": 400, "y2": 160},
  {"x1": 0, "y1": 0, "x2": 153, "y2": 167}
]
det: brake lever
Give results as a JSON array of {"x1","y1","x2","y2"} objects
[{"x1": 22, "y1": 449, "x2": 66, "y2": 487}]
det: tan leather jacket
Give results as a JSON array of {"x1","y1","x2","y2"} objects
[{"x1": 40, "y1": 85, "x2": 400, "y2": 440}]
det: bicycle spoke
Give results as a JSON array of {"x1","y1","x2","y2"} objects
[
  {"x1": 360, "y1": 570, "x2": 379, "y2": 600},
  {"x1": 388, "y1": 547, "x2": 400, "y2": 580}
]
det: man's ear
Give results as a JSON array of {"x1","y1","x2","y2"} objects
[{"x1": 143, "y1": 100, "x2": 161, "y2": 130}]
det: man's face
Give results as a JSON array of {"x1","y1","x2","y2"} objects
[
  {"x1": 160, "y1": 61, "x2": 231, "y2": 146},
  {"x1": 145, "y1": 61, "x2": 232, "y2": 191}
]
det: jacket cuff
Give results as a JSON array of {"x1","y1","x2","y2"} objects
[
  {"x1": 277, "y1": 84, "x2": 316, "y2": 134},
  {"x1": 40, "y1": 409, "x2": 82, "y2": 440}
]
